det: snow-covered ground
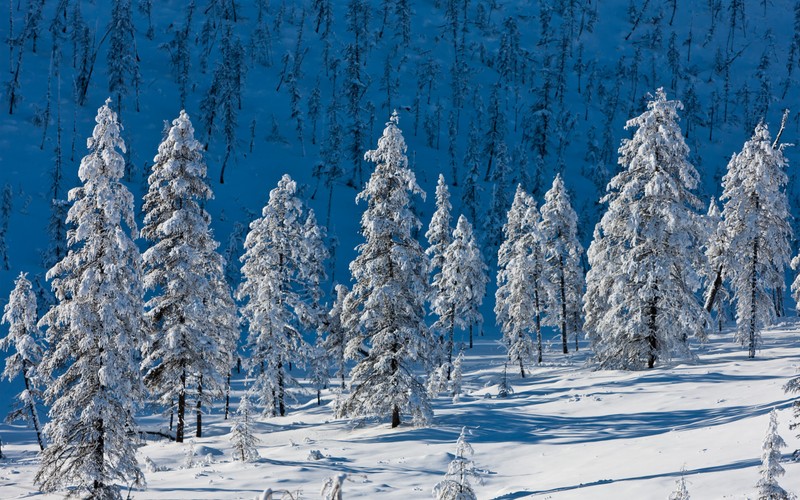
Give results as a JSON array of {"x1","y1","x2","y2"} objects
[{"x1": 2, "y1": 321, "x2": 799, "y2": 499}]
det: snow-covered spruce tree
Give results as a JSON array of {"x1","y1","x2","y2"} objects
[
  {"x1": 432, "y1": 427, "x2": 481, "y2": 500},
  {"x1": 427, "y1": 174, "x2": 453, "y2": 278},
  {"x1": 427, "y1": 174, "x2": 453, "y2": 369},
  {"x1": 0, "y1": 273, "x2": 45, "y2": 451},
  {"x1": 107, "y1": 0, "x2": 141, "y2": 112},
  {"x1": 583, "y1": 89, "x2": 706, "y2": 370},
  {"x1": 322, "y1": 284, "x2": 349, "y2": 390},
  {"x1": 140, "y1": 110, "x2": 238, "y2": 443},
  {"x1": 482, "y1": 142, "x2": 511, "y2": 265},
  {"x1": 230, "y1": 392, "x2": 260, "y2": 462},
  {"x1": 432, "y1": 215, "x2": 488, "y2": 378},
  {"x1": 539, "y1": 174, "x2": 584, "y2": 354},
  {"x1": 35, "y1": 99, "x2": 145, "y2": 499},
  {"x1": 669, "y1": 473, "x2": 690, "y2": 500},
  {"x1": 237, "y1": 174, "x2": 328, "y2": 417},
  {"x1": 756, "y1": 409, "x2": 794, "y2": 500},
  {"x1": 339, "y1": 112, "x2": 433, "y2": 428},
  {"x1": 702, "y1": 197, "x2": 731, "y2": 333},
  {"x1": 722, "y1": 121, "x2": 792, "y2": 358},
  {"x1": 495, "y1": 186, "x2": 544, "y2": 376},
  {"x1": 450, "y1": 348, "x2": 465, "y2": 403}
]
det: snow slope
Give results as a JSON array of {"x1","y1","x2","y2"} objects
[{"x1": 3, "y1": 321, "x2": 800, "y2": 499}]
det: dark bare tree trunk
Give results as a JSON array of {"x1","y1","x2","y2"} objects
[
  {"x1": 22, "y1": 360, "x2": 44, "y2": 450},
  {"x1": 647, "y1": 295, "x2": 658, "y2": 369},
  {"x1": 196, "y1": 375, "x2": 203, "y2": 438},
  {"x1": 390, "y1": 342, "x2": 401, "y2": 427},
  {"x1": 560, "y1": 257, "x2": 568, "y2": 354},
  {"x1": 176, "y1": 371, "x2": 186, "y2": 442},
  {"x1": 469, "y1": 323, "x2": 473, "y2": 348},
  {"x1": 92, "y1": 416, "x2": 104, "y2": 495},
  {"x1": 704, "y1": 264, "x2": 724, "y2": 313},
  {"x1": 278, "y1": 359, "x2": 285, "y2": 416},
  {"x1": 224, "y1": 371, "x2": 231, "y2": 420},
  {"x1": 534, "y1": 287, "x2": 542, "y2": 364},
  {"x1": 749, "y1": 239, "x2": 758, "y2": 358}
]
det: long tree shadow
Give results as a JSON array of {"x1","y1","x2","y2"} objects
[
  {"x1": 345, "y1": 397, "x2": 795, "y2": 447},
  {"x1": 491, "y1": 455, "x2": 773, "y2": 498}
]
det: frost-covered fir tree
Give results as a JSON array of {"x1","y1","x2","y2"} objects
[
  {"x1": 495, "y1": 186, "x2": 544, "y2": 376},
  {"x1": 322, "y1": 284, "x2": 348, "y2": 390},
  {"x1": 427, "y1": 174, "x2": 453, "y2": 369},
  {"x1": 36, "y1": 99, "x2": 145, "y2": 499},
  {"x1": 230, "y1": 393, "x2": 260, "y2": 462},
  {"x1": 756, "y1": 410, "x2": 794, "y2": 500},
  {"x1": 237, "y1": 175, "x2": 328, "y2": 417},
  {"x1": 0, "y1": 273, "x2": 44, "y2": 451},
  {"x1": 722, "y1": 121, "x2": 792, "y2": 358},
  {"x1": 339, "y1": 112, "x2": 433, "y2": 428},
  {"x1": 432, "y1": 427, "x2": 481, "y2": 500},
  {"x1": 140, "y1": 110, "x2": 238, "y2": 442},
  {"x1": 583, "y1": 89, "x2": 706, "y2": 370},
  {"x1": 703, "y1": 197, "x2": 731, "y2": 332},
  {"x1": 433, "y1": 215, "x2": 488, "y2": 372},
  {"x1": 450, "y1": 348, "x2": 465, "y2": 403},
  {"x1": 107, "y1": 0, "x2": 141, "y2": 112},
  {"x1": 427, "y1": 174, "x2": 453, "y2": 275},
  {"x1": 539, "y1": 174, "x2": 585, "y2": 354},
  {"x1": 669, "y1": 474, "x2": 690, "y2": 500}
]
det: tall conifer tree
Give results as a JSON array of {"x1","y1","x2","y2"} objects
[
  {"x1": 36, "y1": 99, "x2": 145, "y2": 499},
  {"x1": 339, "y1": 112, "x2": 432, "y2": 427}
]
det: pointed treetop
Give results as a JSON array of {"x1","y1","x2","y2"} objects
[
  {"x1": 82, "y1": 98, "x2": 126, "y2": 182},
  {"x1": 707, "y1": 196, "x2": 721, "y2": 218},
  {"x1": 364, "y1": 112, "x2": 410, "y2": 175}
]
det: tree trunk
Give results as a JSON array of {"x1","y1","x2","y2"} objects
[
  {"x1": 196, "y1": 375, "x2": 203, "y2": 438},
  {"x1": 176, "y1": 371, "x2": 186, "y2": 443},
  {"x1": 446, "y1": 306, "x2": 455, "y2": 380},
  {"x1": 469, "y1": 323, "x2": 473, "y2": 349},
  {"x1": 749, "y1": 239, "x2": 758, "y2": 359},
  {"x1": 224, "y1": 371, "x2": 231, "y2": 420},
  {"x1": 390, "y1": 342, "x2": 401, "y2": 427},
  {"x1": 92, "y1": 416, "x2": 104, "y2": 495},
  {"x1": 559, "y1": 257, "x2": 568, "y2": 354},
  {"x1": 534, "y1": 287, "x2": 542, "y2": 364},
  {"x1": 647, "y1": 296, "x2": 658, "y2": 369},
  {"x1": 704, "y1": 264, "x2": 724, "y2": 313},
  {"x1": 278, "y1": 359, "x2": 286, "y2": 417},
  {"x1": 22, "y1": 361, "x2": 44, "y2": 451}
]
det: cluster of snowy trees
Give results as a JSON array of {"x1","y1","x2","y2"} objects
[
  {"x1": 0, "y1": 102, "x2": 486, "y2": 496},
  {"x1": 4, "y1": 85, "x2": 800, "y2": 496},
  {"x1": 584, "y1": 89, "x2": 796, "y2": 370}
]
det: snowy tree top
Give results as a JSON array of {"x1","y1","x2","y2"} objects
[{"x1": 82, "y1": 98, "x2": 126, "y2": 182}]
